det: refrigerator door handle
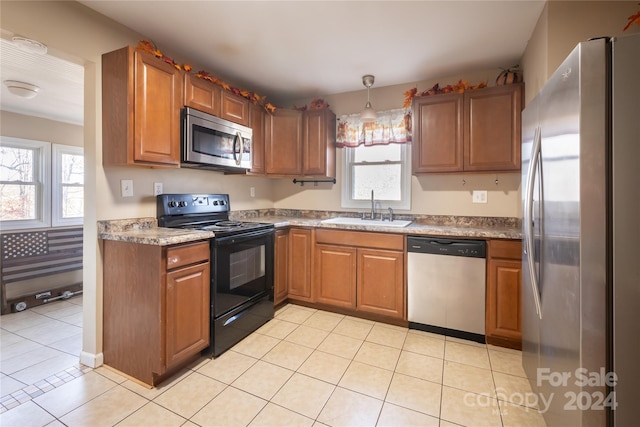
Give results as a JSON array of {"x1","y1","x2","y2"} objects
[{"x1": 524, "y1": 126, "x2": 543, "y2": 319}]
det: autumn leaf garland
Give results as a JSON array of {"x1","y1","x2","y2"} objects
[
  {"x1": 403, "y1": 80, "x2": 488, "y2": 108},
  {"x1": 136, "y1": 40, "x2": 276, "y2": 113},
  {"x1": 624, "y1": 3, "x2": 640, "y2": 31}
]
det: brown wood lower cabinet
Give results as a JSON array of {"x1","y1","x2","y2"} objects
[
  {"x1": 273, "y1": 229, "x2": 289, "y2": 305},
  {"x1": 287, "y1": 228, "x2": 313, "y2": 302},
  {"x1": 314, "y1": 244, "x2": 357, "y2": 309},
  {"x1": 103, "y1": 240, "x2": 210, "y2": 386},
  {"x1": 486, "y1": 239, "x2": 522, "y2": 349},
  {"x1": 314, "y1": 229, "x2": 405, "y2": 321}
]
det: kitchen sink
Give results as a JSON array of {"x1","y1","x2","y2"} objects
[{"x1": 320, "y1": 217, "x2": 412, "y2": 228}]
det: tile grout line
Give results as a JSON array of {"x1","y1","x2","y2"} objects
[{"x1": 0, "y1": 364, "x2": 91, "y2": 413}]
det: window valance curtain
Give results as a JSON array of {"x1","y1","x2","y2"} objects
[{"x1": 336, "y1": 108, "x2": 411, "y2": 148}]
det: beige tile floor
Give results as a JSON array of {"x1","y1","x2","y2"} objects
[
  {"x1": 1, "y1": 296, "x2": 84, "y2": 402},
  {"x1": 0, "y1": 303, "x2": 547, "y2": 426}
]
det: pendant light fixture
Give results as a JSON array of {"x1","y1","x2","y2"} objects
[{"x1": 360, "y1": 74, "x2": 377, "y2": 122}]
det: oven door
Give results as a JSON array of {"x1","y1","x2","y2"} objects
[
  {"x1": 182, "y1": 108, "x2": 252, "y2": 170},
  {"x1": 211, "y1": 229, "x2": 274, "y2": 318}
]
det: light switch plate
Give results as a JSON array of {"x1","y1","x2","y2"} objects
[
  {"x1": 153, "y1": 182, "x2": 163, "y2": 196},
  {"x1": 472, "y1": 190, "x2": 488, "y2": 204},
  {"x1": 121, "y1": 179, "x2": 133, "y2": 198}
]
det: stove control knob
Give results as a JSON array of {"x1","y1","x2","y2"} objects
[
  {"x1": 168, "y1": 200, "x2": 177, "y2": 208},
  {"x1": 178, "y1": 201, "x2": 187, "y2": 208}
]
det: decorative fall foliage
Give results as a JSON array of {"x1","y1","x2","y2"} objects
[
  {"x1": 136, "y1": 40, "x2": 276, "y2": 113},
  {"x1": 624, "y1": 3, "x2": 640, "y2": 31},
  {"x1": 403, "y1": 80, "x2": 487, "y2": 107}
]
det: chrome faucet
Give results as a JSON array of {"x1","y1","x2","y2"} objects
[
  {"x1": 370, "y1": 190, "x2": 376, "y2": 220},
  {"x1": 388, "y1": 207, "x2": 394, "y2": 222}
]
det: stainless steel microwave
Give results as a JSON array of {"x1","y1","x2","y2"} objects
[{"x1": 181, "y1": 107, "x2": 252, "y2": 171}]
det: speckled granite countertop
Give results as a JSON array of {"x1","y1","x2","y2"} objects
[
  {"x1": 98, "y1": 218, "x2": 214, "y2": 246},
  {"x1": 98, "y1": 212, "x2": 522, "y2": 246},
  {"x1": 238, "y1": 216, "x2": 522, "y2": 240}
]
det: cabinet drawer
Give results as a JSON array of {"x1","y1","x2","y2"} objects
[
  {"x1": 315, "y1": 229, "x2": 404, "y2": 251},
  {"x1": 166, "y1": 241, "x2": 210, "y2": 270},
  {"x1": 489, "y1": 239, "x2": 522, "y2": 260}
]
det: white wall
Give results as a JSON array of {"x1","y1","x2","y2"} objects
[
  {"x1": 1, "y1": 111, "x2": 84, "y2": 146},
  {"x1": 522, "y1": 1, "x2": 639, "y2": 103}
]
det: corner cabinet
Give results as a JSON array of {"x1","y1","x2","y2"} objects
[
  {"x1": 273, "y1": 228, "x2": 289, "y2": 305},
  {"x1": 412, "y1": 83, "x2": 523, "y2": 174},
  {"x1": 287, "y1": 227, "x2": 314, "y2": 303},
  {"x1": 265, "y1": 108, "x2": 336, "y2": 177},
  {"x1": 485, "y1": 239, "x2": 522, "y2": 350},
  {"x1": 265, "y1": 109, "x2": 304, "y2": 175},
  {"x1": 102, "y1": 46, "x2": 183, "y2": 167},
  {"x1": 303, "y1": 109, "x2": 336, "y2": 178},
  {"x1": 103, "y1": 240, "x2": 210, "y2": 386},
  {"x1": 314, "y1": 229, "x2": 405, "y2": 320}
]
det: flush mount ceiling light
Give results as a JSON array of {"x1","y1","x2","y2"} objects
[
  {"x1": 3, "y1": 80, "x2": 40, "y2": 99},
  {"x1": 11, "y1": 36, "x2": 48, "y2": 55},
  {"x1": 360, "y1": 74, "x2": 378, "y2": 123}
]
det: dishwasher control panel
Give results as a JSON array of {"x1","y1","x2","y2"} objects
[{"x1": 407, "y1": 237, "x2": 486, "y2": 258}]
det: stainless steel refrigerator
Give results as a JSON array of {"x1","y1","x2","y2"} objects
[{"x1": 522, "y1": 33, "x2": 639, "y2": 427}]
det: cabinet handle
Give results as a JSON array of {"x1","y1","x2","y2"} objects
[{"x1": 169, "y1": 256, "x2": 179, "y2": 265}]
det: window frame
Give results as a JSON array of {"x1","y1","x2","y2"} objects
[
  {"x1": 52, "y1": 144, "x2": 84, "y2": 227},
  {"x1": 1, "y1": 136, "x2": 84, "y2": 231},
  {"x1": 0, "y1": 137, "x2": 51, "y2": 230},
  {"x1": 341, "y1": 143, "x2": 412, "y2": 211}
]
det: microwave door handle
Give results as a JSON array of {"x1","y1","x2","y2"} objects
[{"x1": 233, "y1": 131, "x2": 243, "y2": 166}]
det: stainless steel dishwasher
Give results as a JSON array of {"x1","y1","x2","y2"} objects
[{"x1": 407, "y1": 236, "x2": 486, "y2": 343}]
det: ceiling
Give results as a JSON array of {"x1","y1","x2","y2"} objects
[
  {"x1": 0, "y1": 37, "x2": 84, "y2": 126},
  {"x1": 1, "y1": 1, "x2": 546, "y2": 125}
]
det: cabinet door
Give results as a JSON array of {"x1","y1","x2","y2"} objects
[
  {"x1": 221, "y1": 91, "x2": 249, "y2": 126},
  {"x1": 412, "y1": 92, "x2": 463, "y2": 173},
  {"x1": 165, "y1": 261, "x2": 210, "y2": 370},
  {"x1": 303, "y1": 109, "x2": 336, "y2": 177},
  {"x1": 249, "y1": 103, "x2": 266, "y2": 175},
  {"x1": 314, "y1": 244, "x2": 356, "y2": 309},
  {"x1": 184, "y1": 73, "x2": 221, "y2": 116},
  {"x1": 287, "y1": 228, "x2": 313, "y2": 301},
  {"x1": 265, "y1": 109, "x2": 303, "y2": 175},
  {"x1": 274, "y1": 229, "x2": 289, "y2": 305},
  {"x1": 486, "y1": 258, "x2": 522, "y2": 343},
  {"x1": 464, "y1": 84, "x2": 522, "y2": 171},
  {"x1": 134, "y1": 50, "x2": 183, "y2": 165},
  {"x1": 357, "y1": 248, "x2": 404, "y2": 319}
]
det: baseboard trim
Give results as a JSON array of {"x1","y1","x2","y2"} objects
[{"x1": 80, "y1": 351, "x2": 104, "y2": 368}]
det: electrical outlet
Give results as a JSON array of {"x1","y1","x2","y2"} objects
[
  {"x1": 472, "y1": 190, "x2": 488, "y2": 204},
  {"x1": 120, "y1": 179, "x2": 133, "y2": 198},
  {"x1": 250, "y1": 187, "x2": 255, "y2": 198},
  {"x1": 153, "y1": 182, "x2": 163, "y2": 196}
]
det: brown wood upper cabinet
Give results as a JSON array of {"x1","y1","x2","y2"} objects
[
  {"x1": 103, "y1": 240, "x2": 210, "y2": 386},
  {"x1": 183, "y1": 74, "x2": 249, "y2": 126},
  {"x1": 486, "y1": 239, "x2": 522, "y2": 350},
  {"x1": 265, "y1": 108, "x2": 336, "y2": 177},
  {"x1": 303, "y1": 109, "x2": 336, "y2": 178},
  {"x1": 249, "y1": 103, "x2": 266, "y2": 175},
  {"x1": 102, "y1": 46, "x2": 183, "y2": 167},
  {"x1": 265, "y1": 109, "x2": 304, "y2": 175},
  {"x1": 220, "y1": 91, "x2": 249, "y2": 126},
  {"x1": 412, "y1": 83, "x2": 523, "y2": 174},
  {"x1": 184, "y1": 73, "x2": 221, "y2": 117}
]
